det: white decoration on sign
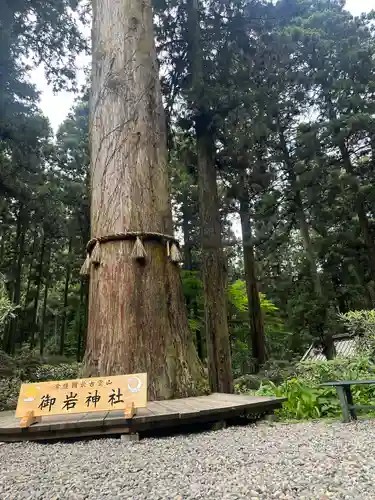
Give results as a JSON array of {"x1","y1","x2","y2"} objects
[{"x1": 127, "y1": 376, "x2": 142, "y2": 393}]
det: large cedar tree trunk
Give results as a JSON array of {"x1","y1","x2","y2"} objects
[{"x1": 85, "y1": 0, "x2": 204, "y2": 399}]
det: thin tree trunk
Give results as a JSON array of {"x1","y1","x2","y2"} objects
[
  {"x1": 54, "y1": 314, "x2": 59, "y2": 349},
  {"x1": 188, "y1": 0, "x2": 233, "y2": 393},
  {"x1": 30, "y1": 231, "x2": 46, "y2": 348},
  {"x1": 4, "y1": 205, "x2": 26, "y2": 354},
  {"x1": 24, "y1": 228, "x2": 38, "y2": 308},
  {"x1": 83, "y1": 279, "x2": 89, "y2": 355},
  {"x1": 194, "y1": 300, "x2": 204, "y2": 361},
  {"x1": 196, "y1": 129, "x2": 233, "y2": 392},
  {"x1": 21, "y1": 229, "x2": 38, "y2": 347},
  {"x1": 59, "y1": 238, "x2": 72, "y2": 356},
  {"x1": 295, "y1": 193, "x2": 323, "y2": 297},
  {"x1": 85, "y1": 0, "x2": 204, "y2": 399},
  {"x1": 0, "y1": 224, "x2": 6, "y2": 265},
  {"x1": 181, "y1": 192, "x2": 193, "y2": 271},
  {"x1": 40, "y1": 248, "x2": 51, "y2": 356},
  {"x1": 278, "y1": 125, "x2": 335, "y2": 359},
  {"x1": 181, "y1": 193, "x2": 203, "y2": 358},
  {"x1": 239, "y1": 185, "x2": 266, "y2": 372},
  {"x1": 77, "y1": 279, "x2": 84, "y2": 362}
]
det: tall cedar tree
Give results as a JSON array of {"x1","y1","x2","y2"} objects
[
  {"x1": 84, "y1": 0, "x2": 204, "y2": 399},
  {"x1": 187, "y1": 0, "x2": 233, "y2": 393}
]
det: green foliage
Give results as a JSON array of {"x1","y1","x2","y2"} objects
[
  {"x1": 339, "y1": 310, "x2": 375, "y2": 337},
  {"x1": 0, "y1": 281, "x2": 16, "y2": 328},
  {"x1": 0, "y1": 349, "x2": 80, "y2": 410},
  {"x1": 257, "y1": 379, "x2": 332, "y2": 420},
  {"x1": 0, "y1": 350, "x2": 17, "y2": 378},
  {"x1": 32, "y1": 363, "x2": 80, "y2": 382},
  {"x1": 228, "y1": 280, "x2": 295, "y2": 370},
  {"x1": 244, "y1": 356, "x2": 375, "y2": 420},
  {"x1": 339, "y1": 310, "x2": 375, "y2": 358},
  {"x1": 234, "y1": 359, "x2": 299, "y2": 391},
  {"x1": 1, "y1": 0, "x2": 375, "y2": 394},
  {"x1": 297, "y1": 356, "x2": 375, "y2": 384},
  {"x1": 181, "y1": 272, "x2": 291, "y2": 374},
  {"x1": 0, "y1": 377, "x2": 21, "y2": 411}
]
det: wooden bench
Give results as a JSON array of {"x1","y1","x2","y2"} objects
[{"x1": 320, "y1": 380, "x2": 375, "y2": 422}]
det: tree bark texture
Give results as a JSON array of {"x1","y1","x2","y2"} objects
[
  {"x1": 60, "y1": 237, "x2": 72, "y2": 355},
  {"x1": 196, "y1": 131, "x2": 233, "y2": 393},
  {"x1": 181, "y1": 191, "x2": 193, "y2": 271},
  {"x1": 24, "y1": 228, "x2": 37, "y2": 309},
  {"x1": 278, "y1": 126, "x2": 335, "y2": 359},
  {"x1": 40, "y1": 247, "x2": 51, "y2": 356},
  {"x1": 85, "y1": 0, "x2": 204, "y2": 400},
  {"x1": 30, "y1": 230, "x2": 46, "y2": 348},
  {"x1": 4, "y1": 205, "x2": 26, "y2": 353},
  {"x1": 76, "y1": 279, "x2": 85, "y2": 361},
  {"x1": 188, "y1": 0, "x2": 233, "y2": 393},
  {"x1": 239, "y1": 189, "x2": 266, "y2": 371}
]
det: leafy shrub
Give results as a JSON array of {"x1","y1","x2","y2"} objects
[
  {"x1": 33, "y1": 363, "x2": 80, "y2": 382},
  {"x1": 0, "y1": 350, "x2": 17, "y2": 378},
  {"x1": 237, "y1": 355, "x2": 375, "y2": 420},
  {"x1": 297, "y1": 356, "x2": 375, "y2": 384},
  {"x1": 228, "y1": 280, "x2": 296, "y2": 375},
  {"x1": 0, "y1": 349, "x2": 80, "y2": 411},
  {"x1": 3, "y1": 347, "x2": 80, "y2": 381},
  {"x1": 339, "y1": 309, "x2": 375, "y2": 337},
  {"x1": 0, "y1": 281, "x2": 17, "y2": 330},
  {"x1": 234, "y1": 358, "x2": 298, "y2": 391},
  {"x1": 181, "y1": 274, "x2": 295, "y2": 377},
  {"x1": 256, "y1": 378, "x2": 341, "y2": 419},
  {"x1": 0, "y1": 377, "x2": 21, "y2": 411},
  {"x1": 339, "y1": 309, "x2": 375, "y2": 357},
  {"x1": 15, "y1": 350, "x2": 44, "y2": 381},
  {"x1": 262, "y1": 358, "x2": 299, "y2": 383},
  {"x1": 231, "y1": 341, "x2": 254, "y2": 378},
  {"x1": 234, "y1": 374, "x2": 265, "y2": 391}
]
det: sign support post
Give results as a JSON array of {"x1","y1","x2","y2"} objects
[{"x1": 20, "y1": 411, "x2": 41, "y2": 428}]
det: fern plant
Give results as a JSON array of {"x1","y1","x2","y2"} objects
[{"x1": 0, "y1": 281, "x2": 16, "y2": 330}]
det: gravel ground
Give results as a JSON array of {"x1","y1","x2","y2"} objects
[{"x1": 0, "y1": 420, "x2": 374, "y2": 500}]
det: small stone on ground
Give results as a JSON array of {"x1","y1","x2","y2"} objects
[{"x1": 0, "y1": 420, "x2": 374, "y2": 499}]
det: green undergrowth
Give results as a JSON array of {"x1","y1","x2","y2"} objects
[
  {"x1": 235, "y1": 356, "x2": 375, "y2": 421},
  {"x1": 0, "y1": 349, "x2": 80, "y2": 411}
]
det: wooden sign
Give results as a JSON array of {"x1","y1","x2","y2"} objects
[{"x1": 16, "y1": 373, "x2": 147, "y2": 427}]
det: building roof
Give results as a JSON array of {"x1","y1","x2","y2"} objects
[{"x1": 301, "y1": 337, "x2": 359, "y2": 362}]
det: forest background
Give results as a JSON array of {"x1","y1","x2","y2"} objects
[{"x1": 1, "y1": 0, "x2": 375, "y2": 419}]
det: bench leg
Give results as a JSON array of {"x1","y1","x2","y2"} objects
[
  {"x1": 336, "y1": 386, "x2": 351, "y2": 423},
  {"x1": 344, "y1": 386, "x2": 357, "y2": 420}
]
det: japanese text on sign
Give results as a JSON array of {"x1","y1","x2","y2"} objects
[{"x1": 15, "y1": 373, "x2": 147, "y2": 418}]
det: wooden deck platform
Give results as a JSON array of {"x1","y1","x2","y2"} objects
[{"x1": 0, "y1": 393, "x2": 286, "y2": 442}]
